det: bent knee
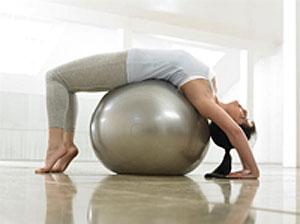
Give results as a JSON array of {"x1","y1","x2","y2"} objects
[{"x1": 46, "y1": 69, "x2": 61, "y2": 82}]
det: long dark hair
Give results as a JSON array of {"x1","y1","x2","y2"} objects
[{"x1": 209, "y1": 120, "x2": 257, "y2": 150}]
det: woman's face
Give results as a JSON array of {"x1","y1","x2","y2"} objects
[{"x1": 225, "y1": 100, "x2": 248, "y2": 125}]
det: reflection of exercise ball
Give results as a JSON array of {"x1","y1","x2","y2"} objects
[
  {"x1": 87, "y1": 175, "x2": 209, "y2": 224},
  {"x1": 90, "y1": 80, "x2": 210, "y2": 175}
]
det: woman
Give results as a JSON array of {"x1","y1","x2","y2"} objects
[{"x1": 35, "y1": 48, "x2": 259, "y2": 179}]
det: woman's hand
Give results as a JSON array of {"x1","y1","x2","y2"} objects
[{"x1": 227, "y1": 169, "x2": 259, "y2": 179}]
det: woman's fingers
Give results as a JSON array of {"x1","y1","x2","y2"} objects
[{"x1": 227, "y1": 170, "x2": 258, "y2": 179}]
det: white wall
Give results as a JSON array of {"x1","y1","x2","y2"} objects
[
  {"x1": 253, "y1": 47, "x2": 284, "y2": 164},
  {"x1": 282, "y1": 0, "x2": 300, "y2": 167},
  {"x1": 214, "y1": 50, "x2": 242, "y2": 99},
  {"x1": 0, "y1": 89, "x2": 106, "y2": 160},
  {"x1": 297, "y1": 0, "x2": 300, "y2": 167}
]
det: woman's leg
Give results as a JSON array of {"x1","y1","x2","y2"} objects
[
  {"x1": 35, "y1": 51, "x2": 128, "y2": 173},
  {"x1": 64, "y1": 91, "x2": 78, "y2": 132},
  {"x1": 35, "y1": 72, "x2": 72, "y2": 173},
  {"x1": 51, "y1": 93, "x2": 79, "y2": 172}
]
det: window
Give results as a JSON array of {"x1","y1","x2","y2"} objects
[
  {"x1": 0, "y1": 14, "x2": 123, "y2": 76},
  {"x1": 132, "y1": 32, "x2": 225, "y2": 68}
]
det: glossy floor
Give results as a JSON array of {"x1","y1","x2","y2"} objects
[{"x1": 0, "y1": 162, "x2": 299, "y2": 224}]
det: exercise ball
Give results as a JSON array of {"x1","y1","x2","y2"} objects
[{"x1": 89, "y1": 80, "x2": 210, "y2": 175}]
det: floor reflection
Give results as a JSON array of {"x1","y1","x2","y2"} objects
[
  {"x1": 86, "y1": 176, "x2": 259, "y2": 224},
  {"x1": 43, "y1": 174, "x2": 77, "y2": 224},
  {"x1": 42, "y1": 174, "x2": 259, "y2": 224},
  {"x1": 208, "y1": 179, "x2": 258, "y2": 224},
  {"x1": 0, "y1": 163, "x2": 297, "y2": 223}
]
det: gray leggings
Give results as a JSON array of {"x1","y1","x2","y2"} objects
[{"x1": 46, "y1": 51, "x2": 128, "y2": 131}]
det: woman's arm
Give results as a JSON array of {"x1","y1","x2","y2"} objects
[
  {"x1": 211, "y1": 76, "x2": 218, "y2": 93},
  {"x1": 210, "y1": 76, "x2": 252, "y2": 173},
  {"x1": 180, "y1": 79, "x2": 259, "y2": 178}
]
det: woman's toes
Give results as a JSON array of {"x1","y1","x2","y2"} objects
[
  {"x1": 35, "y1": 167, "x2": 49, "y2": 174},
  {"x1": 35, "y1": 146, "x2": 68, "y2": 174}
]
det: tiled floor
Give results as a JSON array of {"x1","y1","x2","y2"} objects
[{"x1": 0, "y1": 161, "x2": 299, "y2": 224}]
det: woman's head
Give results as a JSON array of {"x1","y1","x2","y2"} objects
[
  {"x1": 210, "y1": 99, "x2": 257, "y2": 150},
  {"x1": 209, "y1": 119, "x2": 257, "y2": 150},
  {"x1": 223, "y1": 100, "x2": 248, "y2": 125},
  {"x1": 209, "y1": 97, "x2": 257, "y2": 150}
]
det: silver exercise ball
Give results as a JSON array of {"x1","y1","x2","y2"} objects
[{"x1": 89, "y1": 80, "x2": 210, "y2": 175}]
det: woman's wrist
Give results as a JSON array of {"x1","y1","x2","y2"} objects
[{"x1": 249, "y1": 168, "x2": 260, "y2": 177}]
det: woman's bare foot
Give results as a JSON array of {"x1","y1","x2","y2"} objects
[
  {"x1": 50, "y1": 145, "x2": 79, "y2": 173},
  {"x1": 35, "y1": 145, "x2": 68, "y2": 174}
]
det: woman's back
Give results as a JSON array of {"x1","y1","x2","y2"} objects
[{"x1": 126, "y1": 48, "x2": 212, "y2": 88}]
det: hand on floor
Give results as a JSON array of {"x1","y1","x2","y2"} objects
[{"x1": 226, "y1": 169, "x2": 258, "y2": 179}]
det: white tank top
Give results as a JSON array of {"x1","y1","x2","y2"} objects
[{"x1": 126, "y1": 48, "x2": 214, "y2": 89}]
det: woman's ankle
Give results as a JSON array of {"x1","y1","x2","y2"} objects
[
  {"x1": 48, "y1": 141, "x2": 63, "y2": 149},
  {"x1": 63, "y1": 142, "x2": 76, "y2": 148}
]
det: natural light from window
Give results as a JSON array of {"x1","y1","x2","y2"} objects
[
  {"x1": 132, "y1": 33, "x2": 226, "y2": 68},
  {"x1": 0, "y1": 14, "x2": 123, "y2": 76}
]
